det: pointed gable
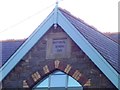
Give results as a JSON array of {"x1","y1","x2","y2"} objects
[{"x1": 0, "y1": 7, "x2": 119, "y2": 89}]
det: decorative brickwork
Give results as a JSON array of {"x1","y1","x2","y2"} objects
[{"x1": 2, "y1": 25, "x2": 116, "y2": 89}]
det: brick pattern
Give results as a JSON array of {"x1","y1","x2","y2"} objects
[{"x1": 2, "y1": 25, "x2": 116, "y2": 89}]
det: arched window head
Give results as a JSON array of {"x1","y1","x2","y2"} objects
[{"x1": 33, "y1": 71, "x2": 83, "y2": 90}]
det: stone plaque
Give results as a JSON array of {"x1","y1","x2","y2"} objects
[
  {"x1": 46, "y1": 32, "x2": 71, "y2": 59},
  {"x1": 52, "y1": 38, "x2": 67, "y2": 54}
]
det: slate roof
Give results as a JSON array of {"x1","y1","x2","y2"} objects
[
  {"x1": 59, "y1": 8, "x2": 120, "y2": 74},
  {"x1": 0, "y1": 40, "x2": 25, "y2": 67}
]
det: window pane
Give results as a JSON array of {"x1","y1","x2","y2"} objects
[
  {"x1": 53, "y1": 71, "x2": 65, "y2": 75},
  {"x1": 36, "y1": 78, "x2": 49, "y2": 87},
  {"x1": 68, "y1": 76, "x2": 81, "y2": 87},
  {"x1": 50, "y1": 75, "x2": 67, "y2": 87}
]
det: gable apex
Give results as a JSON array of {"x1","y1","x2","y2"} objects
[{"x1": 0, "y1": 7, "x2": 119, "y2": 89}]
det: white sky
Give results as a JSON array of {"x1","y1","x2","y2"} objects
[{"x1": 0, "y1": 0, "x2": 119, "y2": 40}]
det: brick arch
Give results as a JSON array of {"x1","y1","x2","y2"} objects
[{"x1": 23, "y1": 60, "x2": 90, "y2": 88}]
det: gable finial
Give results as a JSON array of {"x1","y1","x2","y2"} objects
[
  {"x1": 54, "y1": 0, "x2": 59, "y2": 29},
  {"x1": 56, "y1": 0, "x2": 59, "y2": 6}
]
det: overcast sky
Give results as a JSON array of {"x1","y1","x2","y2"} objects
[{"x1": 0, "y1": 0, "x2": 119, "y2": 40}]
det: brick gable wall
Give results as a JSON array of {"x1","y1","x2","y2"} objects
[{"x1": 2, "y1": 25, "x2": 116, "y2": 89}]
